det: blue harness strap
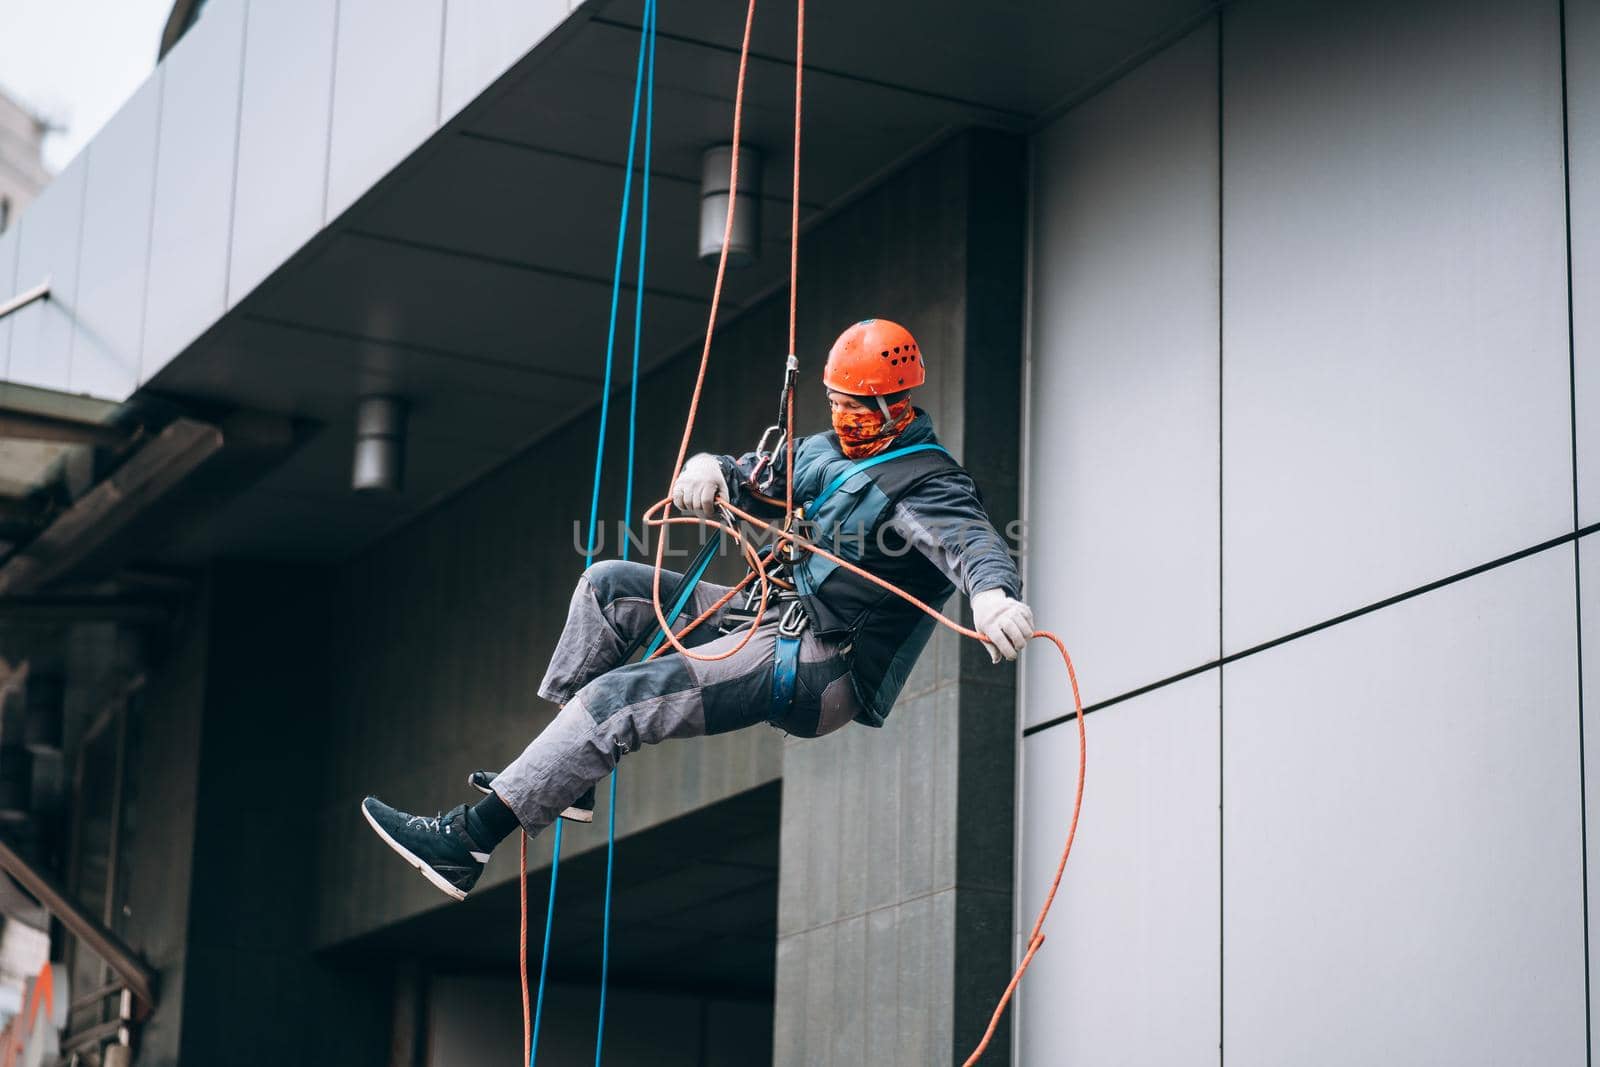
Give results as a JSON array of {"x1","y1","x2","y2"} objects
[
  {"x1": 807, "y1": 442, "x2": 951, "y2": 515},
  {"x1": 536, "y1": 0, "x2": 656, "y2": 1064},
  {"x1": 769, "y1": 604, "x2": 805, "y2": 719},
  {"x1": 767, "y1": 441, "x2": 951, "y2": 718},
  {"x1": 639, "y1": 536, "x2": 720, "y2": 660}
]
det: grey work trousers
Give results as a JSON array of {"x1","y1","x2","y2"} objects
[{"x1": 492, "y1": 559, "x2": 861, "y2": 836}]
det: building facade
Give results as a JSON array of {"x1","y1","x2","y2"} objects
[
  {"x1": 0, "y1": 0, "x2": 1595, "y2": 1064},
  {"x1": 1018, "y1": 3, "x2": 1596, "y2": 1063}
]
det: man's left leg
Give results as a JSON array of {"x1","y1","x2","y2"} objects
[
  {"x1": 361, "y1": 608, "x2": 779, "y2": 900},
  {"x1": 490, "y1": 619, "x2": 781, "y2": 836},
  {"x1": 470, "y1": 558, "x2": 735, "y2": 823}
]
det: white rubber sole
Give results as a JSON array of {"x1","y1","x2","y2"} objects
[
  {"x1": 468, "y1": 772, "x2": 593, "y2": 823},
  {"x1": 360, "y1": 801, "x2": 468, "y2": 902}
]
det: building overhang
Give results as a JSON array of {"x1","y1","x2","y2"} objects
[{"x1": 0, "y1": 0, "x2": 1218, "y2": 574}]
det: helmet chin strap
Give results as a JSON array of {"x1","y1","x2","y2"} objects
[{"x1": 875, "y1": 395, "x2": 892, "y2": 420}]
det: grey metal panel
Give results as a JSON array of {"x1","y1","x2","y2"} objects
[
  {"x1": 141, "y1": 0, "x2": 247, "y2": 379},
  {"x1": 154, "y1": 317, "x2": 592, "y2": 444},
  {"x1": 1224, "y1": 547, "x2": 1584, "y2": 1065},
  {"x1": 620, "y1": 0, "x2": 1208, "y2": 117},
  {"x1": 250, "y1": 232, "x2": 707, "y2": 380},
  {"x1": 466, "y1": 19, "x2": 1003, "y2": 208},
  {"x1": 1222, "y1": 0, "x2": 1571, "y2": 653},
  {"x1": 1025, "y1": 23, "x2": 1219, "y2": 717},
  {"x1": 227, "y1": 0, "x2": 337, "y2": 306},
  {"x1": 1584, "y1": 533, "x2": 1600, "y2": 1063},
  {"x1": 1017, "y1": 671, "x2": 1220, "y2": 1066},
  {"x1": 439, "y1": 0, "x2": 567, "y2": 119},
  {"x1": 73, "y1": 73, "x2": 163, "y2": 401},
  {"x1": 8, "y1": 156, "x2": 87, "y2": 392},
  {"x1": 0, "y1": 225, "x2": 16, "y2": 374},
  {"x1": 345, "y1": 133, "x2": 804, "y2": 309},
  {"x1": 1571, "y1": 0, "x2": 1600, "y2": 527},
  {"x1": 325, "y1": 0, "x2": 445, "y2": 223}
]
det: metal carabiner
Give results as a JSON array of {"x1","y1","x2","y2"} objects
[
  {"x1": 756, "y1": 432, "x2": 788, "y2": 492},
  {"x1": 778, "y1": 599, "x2": 807, "y2": 638},
  {"x1": 753, "y1": 423, "x2": 782, "y2": 457}
]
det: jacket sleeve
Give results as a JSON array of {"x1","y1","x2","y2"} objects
[
  {"x1": 890, "y1": 468, "x2": 1022, "y2": 600},
  {"x1": 714, "y1": 441, "x2": 799, "y2": 521}
]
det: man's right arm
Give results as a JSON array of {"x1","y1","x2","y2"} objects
[{"x1": 714, "y1": 446, "x2": 794, "y2": 519}]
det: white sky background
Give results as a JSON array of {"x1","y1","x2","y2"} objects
[{"x1": 0, "y1": 0, "x2": 176, "y2": 173}]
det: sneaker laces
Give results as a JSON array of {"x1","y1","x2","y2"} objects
[{"x1": 406, "y1": 812, "x2": 447, "y2": 833}]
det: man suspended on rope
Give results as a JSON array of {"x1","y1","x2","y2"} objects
[{"x1": 360, "y1": 319, "x2": 1035, "y2": 901}]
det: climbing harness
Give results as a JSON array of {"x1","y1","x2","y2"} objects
[
  {"x1": 631, "y1": 438, "x2": 951, "y2": 662},
  {"x1": 806, "y1": 441, "x2": 951, "y2": 514},
  {"x1": 768, "y1": 600, "x2": 807, "y2": 719},
  {"x1": 636, "y1": 536, "x2": 720, "y2": 660}
]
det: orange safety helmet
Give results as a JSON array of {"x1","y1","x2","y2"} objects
[{"x1": 822, "y1": 319, "x2": 926, "y2": 397}]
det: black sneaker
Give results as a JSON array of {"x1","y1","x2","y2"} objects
[
  {"x1": 467, "y1": 770, "x2": 595, "y2": 824},
  {"x1": 360, "y1": 797, "x2": 488, "y2": 901}
]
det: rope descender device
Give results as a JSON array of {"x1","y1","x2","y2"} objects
[{"x1": 749, "y1": 352, "x2": 801, "y2": 497}]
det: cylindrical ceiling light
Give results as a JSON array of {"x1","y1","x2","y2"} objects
[
  {"x1": 699, "y1": 144, "x2": 762, "y2": 267},
  {"x1": 351, "y1": 396, "x2": 407, "y2": 493}
]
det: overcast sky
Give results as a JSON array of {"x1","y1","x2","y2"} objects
[{"x1": 0, "y1": 0, "x2": 176, "y2": 173}]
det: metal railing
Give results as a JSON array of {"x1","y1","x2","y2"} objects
[
  {"x1": 0, "y1": 278, "x2": 49, "y2": 324},
  {"x1": 0, "y1": 838, "x2": 156, "y2": 1011}
]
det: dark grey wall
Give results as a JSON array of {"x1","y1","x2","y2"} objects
[
  {"x1": 113, "y1": 564, "x2": 395, "y2": 1066},
  {"x1": 313, "y1": 280, "x2": 791, "y2": 946},
  {"x1": 114, "y1": 127, "x2": 1024, "y2": 1065},
  {"x1": 176, "y1": 563, "x2": 391, "y2": 1066},
  {"x1": 772, "y1": 130, "x2": 1027, "y2": 1067},
  {"x1": 118, "y1": 582, "x2": 209, "y2": 1067},
  {"x1": 424, "y1": 975, "x2": 771, "y2": 1067}
]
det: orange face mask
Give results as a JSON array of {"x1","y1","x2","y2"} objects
[{"x1": 832, "y1": 396, "x2": 915, "y2": 459}]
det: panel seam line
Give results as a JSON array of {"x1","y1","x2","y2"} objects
[
  {"x1": 1559, "y1": 1, "x2": 1592, "y2": 1059},
  {"x1": 1023, "y1": 523, "x2": 1600, "y2": 737}
]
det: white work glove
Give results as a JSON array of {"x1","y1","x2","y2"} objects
[
  {"x1": 671, "y1": 453, "x2": 729, "y2": 518},
  {"x1": 972, "y1": 588, "x2": 1034, "y2": 663}
]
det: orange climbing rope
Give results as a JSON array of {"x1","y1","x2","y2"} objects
[
  {"x1": 519, "y1": 835, "x2": 531, "y2": 1064},
  {"x1": 634, "y1": 0, "x2": 1088, "y2": 1060},
  {"x1": 785, "y1": 0, "x2": 803, "y2": 526}
]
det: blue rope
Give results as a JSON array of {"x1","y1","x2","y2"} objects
[
  {"x1": 621, "y1": 0, "x2": 656, "y2": 563},
  {"x1": 598, "y1": 3, "x2": 655, "y2": 1065},
  {"x1": 580, "y1": 0, "x2": 653, "y2": 573},
  {"x1": 640, "y1": 540, "x2": 715, "y2": 660},
  {"x1": 598, "y1": 8, "x2": 652, "y2": 1067},
  {"x1": 532, "y1": 3, "x2": 656, "y2": 1065},
  {"x1": 595, "y1": 768, "x2": 620, "y2": 1064}
]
